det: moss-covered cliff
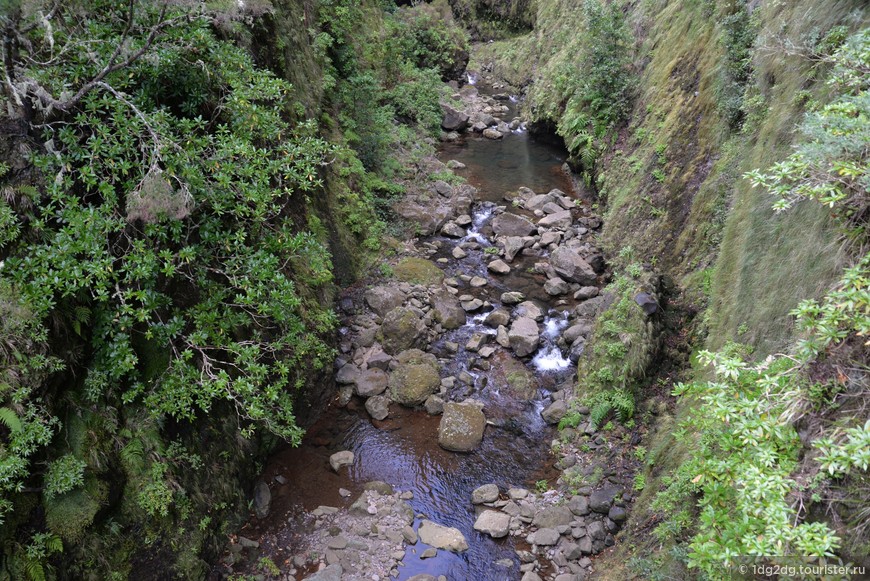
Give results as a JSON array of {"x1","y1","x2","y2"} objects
[{"x1": 466, "y1": 0, "x2": 868, "y2": 576}]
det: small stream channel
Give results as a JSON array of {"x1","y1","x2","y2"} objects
[{"x1": 234, "y1": 92, "x2": 587, "y2": 580}]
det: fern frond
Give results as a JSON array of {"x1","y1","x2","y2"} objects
[{"x1": 0, "y1": 407, "x2": 22, "y2": 432}]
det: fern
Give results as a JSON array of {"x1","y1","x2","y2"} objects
[
  {"x1": 0, "y1": 406, "x2": 22, "y2": 432},
  {"x1": 589, "y1": 399, "x2": 613, "y2": 429}
]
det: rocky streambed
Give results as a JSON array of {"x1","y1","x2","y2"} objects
[{"x1": 213, "y1": 77, "x2": 637, "y2": 581}]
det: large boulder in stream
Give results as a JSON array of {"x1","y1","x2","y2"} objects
[
  {"x1": 431, "y1": 289, "x2": 466, "y2": 329},
  {"x1": 474, "y1": 510, "x2": 511, "y2": 538},
  {"x1": 364, "y1": 285, "x2": 405, "y2": 317},
  {"x1": 438, "y1": 401, "x2": 486, "y2": 452},
  {"x1": 418, "y1": 519, "x2": 469, "y2": 552},
  {"x1": 389, "y1": 349, "x2": 441, "y2": 406},
  {"x1": 537, "y1": 210, "x2": 573, "y2": 230},
  {"x1": 508, "y1": 317, "x2": 540, "y2": 357},
  {"x1": 491, "y1": 213, "x2": 536, "y2": 237},
  {"x1": 378, "y1": 307, "x2": 425, "y2": 355},
  {"x1": 549, "y1": 246, "x2": 597, "y2": 285}
]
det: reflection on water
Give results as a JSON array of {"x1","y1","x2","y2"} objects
[{"x1": 440, "y1": 132, "x2": 573, "y2": 202}]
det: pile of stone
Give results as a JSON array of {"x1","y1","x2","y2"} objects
[{"x1": 468, "y1": 483, "x2": 629, "y2": 580}]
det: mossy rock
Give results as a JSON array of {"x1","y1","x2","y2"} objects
[
  {"x1": 491, "y1": 352, "x2": 536, "y2": 400},
  {"x1": 389, "y1": 350, "x2": 441, "y2": 406},
  {"x1": 45, "y1": 474, "x2": 108, "y2": 543},
  {"x1": 393, "y1": 257, "x2": 444, "y2": 286}
]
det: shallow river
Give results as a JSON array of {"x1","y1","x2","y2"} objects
[{"x1": 242, "y1": 96, "x2": 582, "y2": 580}]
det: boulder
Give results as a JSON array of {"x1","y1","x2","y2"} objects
[
  {"x1": 574, "y1": 286, "x2": 599, "y2": 300},
  {"x1": 537, "y1": 210, "x2": 573, "y2": 230},
  {"x1": 329, "y1": 451, "x2": 354, "y2": 472},
  {"x1": 389, "y1": 349, "x2": 441, "y2": 406},
  {"x1": 354, "y1": 368, "x2": 388, "y2": 397},
  {"x1": 500, "y1": 291, "x2": 525, "y2": 305},
  {"x1": 441, "y1": 222, "x2": 466, "y2": 238},
  {"x1": 544, "y1": 277, "x2": 570, "y2": 296},
  {"x1": 424, "y1": 395, "x2": 444, "y2": 415},
  {"x1": 491, "y1": 213, "x2": 536, "y2": 237},
  {"x1": 484, "y1": 308, "x2": 510, "y2": 328},
  {"x1": 364, "y1": 285, "x2": 405, "y2": 317},
  {"x1": 393, "y1": 257, "x2": 444, "y2": 286},
  {"x1": 365, "y1": 395, "x2": 390, "y2": 420},
  {"x1": 568, "y1": 495, "x2": 590, "y2": 516},
  {"x1": 549, "y1": 247, "x2": 597, "y2": 285},
  {"x1": 589, "y1": 486, "x2": 621, "y2": 514},
  {"x1": 472, "y1": 483, "x2": 500, "y2": 504},
  {"x1": 335, "y1": 363, "x2": 360, "y2": 385},
  {"x1": 379, "y1": 307, "x2": 424, "y2": 355},
  {"x1": 634, "y1": 292, "x2": 659, "y2": 315},
  {"x1": 418, "y1": 520, "x2": 469, "y2": 552},
  {"x1": 541, "y1": 399, "x2": 568, "y2": 424},
  {"x1": 527, "y1": 528, "x2": 559, "y2": 546},
  {"x1": 514, "y1": 300, "x2": 545, "y2": 321},
  {"x1": 502, "y1": 236, "x2": 526, "y2": 262},
  {"x1": 474, "y1": 510, "x2": 511, "y2": 538},
  {"x1": 609, "y1": 505, "x2": 628, "y2": 523},
  {"x1": 532, "y1": 506, "x2": 574, "y2": 529},
  {"x1": 431, "y1": 290, "x2": 466, "y2": 330},
  {"x1": 487, "y1": 259, "x2": 511, "y2": 274},
  {"x1": 509, "y1": 317, "x2": 539, "y2": 357},
  {"x1": 438, "y1": 401, "x2": 486, "y2": 452},
  {"x1": 483, "y1": 127, "x2": 503, "y2": 140},
  {"x1": 441, "y1": 104, "x2": 469, "y2": 132},
  {"x1": 524, "y1": 194, "x2": 552, "y2": 211},
  {"x1": 452, "y1": 246, "x2": 468, "y2": 259}
]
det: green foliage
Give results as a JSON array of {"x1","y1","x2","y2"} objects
[
  {"x1": 715, "y1": 2, "x2": 759, "y2": 129},
  {"x1": 668, "y1": 350, "x2": 840, "y2": 576},
  {"x1": 815, "y1": 420, "x2": 870, "y2": 477},
  {"x1": 746, "y1": 30, "x2": 870, "y2": 237},
  {"x1": 535, "y1": 479, "x2": 549, "y2": 493},
  {"x1": 43, "y1": 455, "x2": 87, "y2": 500},
  {"x1": 556, "y1": 0, "x2": 634, "y2": 175},
  {"x1": 633, "y1": 473, "x2": 646, "y2": 491},
  {"x1": 557, "y1": 409, "x2": 584, "y2": 431}
]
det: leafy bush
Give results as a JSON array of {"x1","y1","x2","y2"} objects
[
  {"x1": 557, "y1": 0, "x2": 634, "y2": 175},
  {"x1": 747, "y1": 30, "x2": 870, "y2": 237}
]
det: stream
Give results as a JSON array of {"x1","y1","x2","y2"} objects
[{"x1": 226, "y1": 91, "x2": 592, "y2": 581}]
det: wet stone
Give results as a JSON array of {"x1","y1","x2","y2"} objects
[
  {"x1": 472, "y1": 483, "x2": 500, "y2": 504},
  {"x1": 527, "y1": 528, "x2": 560, "y2": 546}
]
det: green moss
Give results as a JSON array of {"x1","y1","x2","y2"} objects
[
  {"x1": 45, "y1": 474, "x2": 108, "y2": 543},
  {"x1": 392, "y1": 257, "x2": 445, "y2": 286}
]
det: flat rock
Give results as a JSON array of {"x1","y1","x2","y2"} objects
[
  {"x1": 329, "y1": 451, "x2": 354, "y2": 472},
  {"x1": 537, "y1": 209, "x2": 573, "y2": 229},
  {"x1": 364, "y1": 285, "x2": 405, "y2": 317},
  {"x1": 491, "y1": 213, "x2": 536, "y2": 237},
  {"x1": 418, "y1": 520, "x2": 468, "y2": 552},
  {"x1": 487, "y1": 259, "x2": 511, "y2": 274},
  {"x1": 474, "y1": 510, "x2": 511, "y2": 538},
  {"x1": 532, "y1": 505, "x2": 574, "y2": 529},
  {"x1": 527, "y1": 528, "x2": 559, "y2": 546}
]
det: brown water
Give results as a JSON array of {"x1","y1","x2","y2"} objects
[{"x1": 234, "y1": 95, "x2": 583, "y2": 581}]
